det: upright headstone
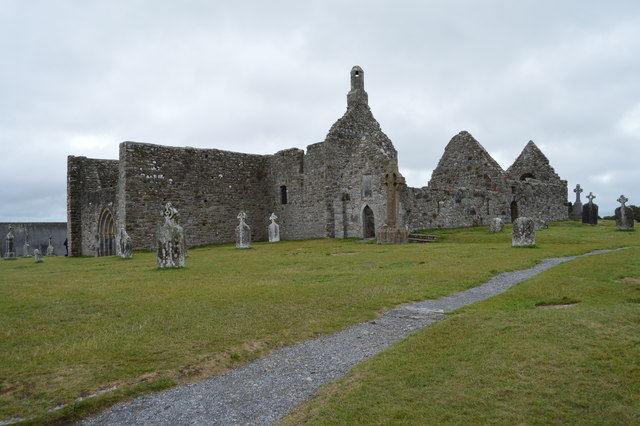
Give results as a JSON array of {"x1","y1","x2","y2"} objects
[
  {"x1": 5, "y1": 225, "x2": 15, "y2": 258},
  {"x1": 34, "y1": 249, "x2": 43, "y2": 263},
  {"x1": 582, "y1": 192, "x2": 598, "y2": 225},
  {"x1": 512, "y1": 217, "x2": 536, "y2": 247},
  {"x1": 157, "y1": 202, "x2": 186, "y2": 268},
  {"x1": 533, "y1": 219, "x2": 548, "y2": 230},
  {"x1": 377, "y1": 166, "x2": 408, "y2": 244},
  {"x1": 489, "y1": 217, "x2": 504, "y2": 233},
  {"x1": 268, "y1": 213, "x2": 280, "y2": 243},
  {"x1": 236, "y1": 211, "x2": 252, "y2": 248},
  {"x1": 615, "y1": 195, "x2": 635, "y2": 231},
  {"x1": 572, "y1": 184, "x2": 583, "y2": 220},
  {"x1": 116, "y1": 227, "x2": 133, "y2": 259},
  {"x1": 22, "y1": 228, "x2": 31, "y2": 257},
  {"x1": 46, "y1": 235, "x2": 55, "y2": 256}
]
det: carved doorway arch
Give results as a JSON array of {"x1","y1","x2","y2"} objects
[
  {"x1": 98, "y1": 208, "x2": 116, "y2": 256},
  {"x1": 362, "y1": 205, "x2": 375, "y2": 238}
]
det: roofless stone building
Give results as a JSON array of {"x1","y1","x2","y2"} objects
[{"x1": 67, "y1": 66, "x2": 567, "y2": 256}]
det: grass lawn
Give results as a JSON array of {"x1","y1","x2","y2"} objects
[
  {"x1": 1, "y1": 220, "x2": 638, "y2": 423},
  {"x1": 282, "y1": 246, "x2": 640, "y2": 425}
]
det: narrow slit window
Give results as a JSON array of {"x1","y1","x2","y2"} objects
[{"x1": 280, "y1": 185, "x2": 288, "y2": 204}]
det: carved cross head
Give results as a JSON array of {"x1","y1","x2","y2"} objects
[
  {"x1": 617, "y1": 195, "x2": 628, "y2": 207},
  {"x1": 587, "y1": 192, "x2": 596, "y2": 203},
  {"x1": 573, "y1": 184, "x2": 582, "y2": 194},
  {"x1": 269, "y1": 212, "x2": 277, "y2": 223},
  {"x1": 237, "y1": 211, "x2": 247, "y2": 224}
]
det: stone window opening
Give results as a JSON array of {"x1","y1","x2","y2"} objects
[
  {"x1": 520, "y1": 173, "x2": 535, "y2": 181},
  {"x1": 280, "y1": 185, "x2": 288, "y2": 204},
  {"x1": 362, "y1": 174, "x2": 372, "y2": 199}
]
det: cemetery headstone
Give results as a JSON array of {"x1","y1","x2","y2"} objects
[
  {"x1": 236, "y1": 211, "x2": 252, "y2": 248},
  {"x1": 615, "y1": 195, "x2": 635, "y2": 231},
  {"x1": 489, "y1": 217, "x2": 504, "y2": 233},
  {"x1": 268, "y1": 213, "x2": 280, "y2": 243},
  {"x1": 5, "y1": 225, "x2": 15, "y2": 258},
  {"x1": 46, "y1": 235, "x2": 55, "y2": 256},
  {"x1": 116, "y1": 227, "x2": 133, "y2": 258},
  {"x1": 582, "y1": 192, "x2": 598, "y2": 225},
  {"x1": 533, "y1": 219, "x2": 548, "y2": 230},
  {"x1": 572, "y1": 184, "x2": 583, "y2": 219},
  {"x1": 157, "y1": 202, "x2": 186, "y2": 268},
  {"x1": 22, "y1": 228, "x2": 30, "y2": 257},
  {"x1": 512, "y1": 216, "x2": 536, "y2": 247},
  {"x1": 34, "y1": 249, "x2": 43, "y2": 263},
  {"x1": 377, "y1": 166, "x2": 408, "y2": 244}
]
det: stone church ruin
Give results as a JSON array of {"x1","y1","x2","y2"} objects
[{"x1": 67, "y1": 66, "x2": 567, "y2": 256}]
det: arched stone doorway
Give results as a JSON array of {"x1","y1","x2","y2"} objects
[
  {"x1": 97, "y1": 208, "x2": 116, "y2": 256},
  {"x1": 362, "y1": 205, "x2": 375, "y2": 238},
  {"x1": 510, "y1": 201, "x2": 518, "y2": 222}
]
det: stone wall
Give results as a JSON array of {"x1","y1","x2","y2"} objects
[
  {"x1": 0, "y1": 223, "x2": 67, "y2": 256},
  {"x1": 67, "y1": 156, "x2": 119, "y2": 256},
  {"x1": 118, "y1": 142, "x2": 273, "y2": 250}
]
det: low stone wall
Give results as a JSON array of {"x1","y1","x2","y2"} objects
[{"x1": 0, "y1": 223, "x2": 67, "y2": 257}]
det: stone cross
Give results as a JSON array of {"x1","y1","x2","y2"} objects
[
  {"x1": 573, "y1": 184, "x2": 583, "y2": 203},
  {"x1": 587, "y1": 192, "x2": 596, "y2": 204},
  {"x1": 617, "y1": 195, "x2": 628, "y2": 207},
  {"x1": 269, "y1": 212, "x2": 277, "y2": 223},
  {"x1": 383, "y1": 167, "x2": 405, "y2": 227},
  {"x1": 238, "y1": 211, "x2": 247, "y2": 225}
]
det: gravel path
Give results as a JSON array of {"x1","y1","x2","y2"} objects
[{"x1": 80, "y1": 247, "x2": 631, "y2": 425}]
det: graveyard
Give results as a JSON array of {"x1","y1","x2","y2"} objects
[{"x1": 1, "y1": 220, "x2": 639, "y2": 424}]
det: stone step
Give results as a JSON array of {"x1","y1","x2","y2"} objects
[{"x1": 407, "y1": 233, "x2": 440, "y2": 243}]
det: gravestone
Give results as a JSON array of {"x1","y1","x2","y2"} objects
[
  {"x1": 116, "y1": 227, "x2": 133, "y2": 259},
  {"x1": 615, "y1": 195, "x2": 635, "y2": 231},
  {"x1": 5, "y1": 225, "x2": 15, "y2": 258},
  {"x1": 236, "y1": 211, "x2": 252, "y2": 248},
  {"x1": 34, "y1": 249, "x2": 43, "y2": 263},
  {"x1": 268, "y1": 213, "x2": 280, "y2": 243},
  {"x1": 489, "y1": 217, "x2": 504, "y2": 233},
  {"x1": 22, "y1": 228, "x2": 31, "y2": 257},
  {"x1": 533, "y1": 219, "x2": 548, "y2": 230},
  {"x1": 157, "y1": 202, "x2": 186, "y2": 268},
  {"x1": 377, "y1": 166, "x2": 408, "y2": 244},
  {"x1": 571, "y1": 184, "x2": 583, "y2": 220},
  {"x1": 582, "y1": 192, "x2": 598, "y2": 225},
  {"x1": 512, "y1": 217, "x2": 535, "y2": 247},
  {"x1": 46, "y1": 235, "x2": 55, "y2": 256}
]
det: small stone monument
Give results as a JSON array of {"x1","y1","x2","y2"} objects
[
  {"x1": 582, "y1": 192, "x2": 598, "y2": 225},
  {"x1": 116, "y1": 227, "x2": 133, "y2": 258},
  {"x1": 615, "y1": 195, "x2": 635, "y2": 231},
  {"x1": 157, "y1": 202, "x2": 186, "y2": 268},
  {"x1": 34, "y1": 249, "x2": 43, "y2": 263},
  {"x1": 46, "y1": 235, "x2": 55, "y2": 256},
  {"x1": 571, "y1": 184, "x2": 583, "y2": 220},
  {"x1": 268, "y1": 213, "x2": 280, "y2": 243},
  {"x1": 4, "y1": 225, "x2": 16, "y2": 258},
  {"x1": 512, "y1": 217, "x2": 536, "y2": 247},
  {"x1": 236, "y1": 211, "x2": 252, "y2": 248},
  {"x1": 489, "y1": 217, "x2": 504, "y2": 232},
  {"x1": 377, "y1": 166, "x2": 408, "y2": 244},
  {"x1": 22, "y1": 228, "x2": 31, "y2": 257},
  {"x1": 533, "y1": 219, "x2": 548, "y2": 230}
]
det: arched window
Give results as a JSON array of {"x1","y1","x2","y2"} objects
[
  {"x1": 280, "y1": 185, "x2": 288, "y2": 204},
  {"x1": 97, "y1": 208, "x2": 116, "y2": 256}
]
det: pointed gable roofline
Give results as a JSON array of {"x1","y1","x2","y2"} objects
[{"x1": 506, "y1": 140, "x2": 562, "y2": 183}]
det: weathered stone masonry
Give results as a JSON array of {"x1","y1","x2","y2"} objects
[{"x1": 67, "y1": 66, "x2": 567, "y2": 256}]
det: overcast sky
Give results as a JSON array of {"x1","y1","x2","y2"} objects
[{"x1": 1, "y1": 0, "x2": 638, "y2": 222}]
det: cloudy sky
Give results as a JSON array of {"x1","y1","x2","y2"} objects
[{"x1": 1, "y1": 0, "x2": 638, "y2": 222}]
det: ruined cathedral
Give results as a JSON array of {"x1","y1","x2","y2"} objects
[{"x1": 67, "y1": 66, "x2": 567, "y2": 256}]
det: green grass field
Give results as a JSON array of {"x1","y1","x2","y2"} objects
[{"x1": 1, "y1": 220, "x2": 638, "y2": 424}]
